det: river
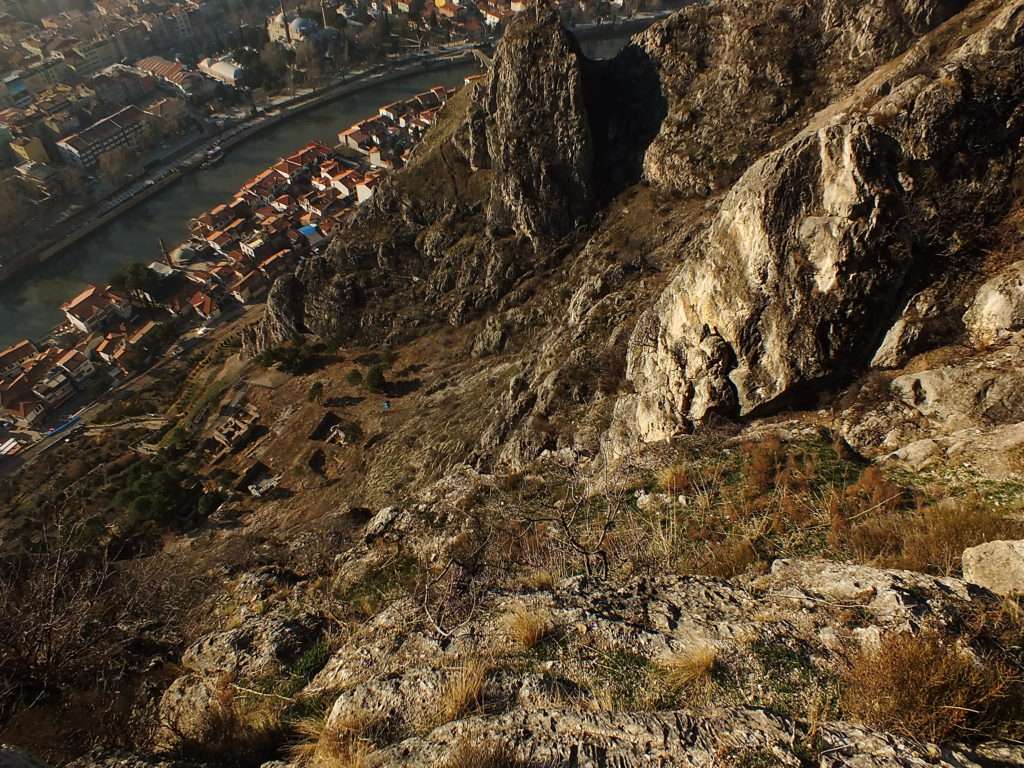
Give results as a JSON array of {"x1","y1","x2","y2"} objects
[{"x1": 0, "y1": 35, "x2": 628, "y2": 347}]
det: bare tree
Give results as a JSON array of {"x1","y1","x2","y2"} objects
[{"x1": 0, "y1": 518, "x2": 201, "y2": 725}]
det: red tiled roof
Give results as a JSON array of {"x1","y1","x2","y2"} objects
[{"x1": 0, "y1": 339, "x2": 37, "y2": 370}]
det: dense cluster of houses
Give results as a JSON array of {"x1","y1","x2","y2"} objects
[
  {"x1": 0, "y1": 281, "x2": 173, "y2": 426},
  {"x1": 338, "y1": 85, "x2": 452, "y2": 168},
  {"x1": 0, "y1": 79, "x2": 457, "y2": 430}
]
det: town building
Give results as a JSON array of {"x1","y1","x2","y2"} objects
[
  {"x1": 230, "y1": 270, "x2": 269, "y2": 304},
  {"x1": 9, "y1": 134, "x2": 48, "y2": 163},
  {"x1": 21, "y1": 57, "x2": 72, "y2": 95},
  {"x1": 268, "y1": 10, "x2": 321, "y2": 47},
  {"x1": 0, "y1": 339, "x2": 36, "y2": 379},
  {"x1": 55, "y1": 104, "x2": 152, "y2": 169},
  {"x1": 133, "y1": 56, "x2": 210, "y2": 98},
  {"x1": 0, "y1": 376, "x2": 45, "y2": 426},
  {"x1": 31, "y1": 368, "x2": 74, "y2": 409},
  {"x1": 70, "y1": 36, "x2": 122, "y2": 77},
  {"x1": 198, "y1": 55, "x2": 245, "y2": 87},
  {"x1": 60, "y1": 284, "x2": 131, "y2": 333},
  {"x1": 56, "y1": 348, "x2": 96, "y2": 384}
]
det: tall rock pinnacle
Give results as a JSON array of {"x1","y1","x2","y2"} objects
[{"x1": 483, "y1": 1, "x2": 597, "y2": 243}]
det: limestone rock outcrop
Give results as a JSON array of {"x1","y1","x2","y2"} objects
[
  {"x1": 240, "y1": 275, "x2": 305, "y2": 356},
  {"x1": 838, "y1": 333, "x2": 1024, "y2": 475},
  {"x1": 375, "y1": 708, "x2": 1023, "y2": 768},
  {"x1": 631, "y1": 0, "x2": 970, "y2": 196},
  {"x1": 963, "y1": 260, "x2": 1024, "y2": 347},
  {"x1": 180, "y1": 612, "x2": 322, "y2": 678},
  {"x1": 623, "y1": 0, "x2": 1024, "y2": 441}
]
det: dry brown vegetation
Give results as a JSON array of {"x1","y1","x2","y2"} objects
[
  {"x1": 418, "y1": 658, "x2": 490, "y2": 733},
  {"x1": 840, "y1": 629, "x2": 1022, "y2": 743},
  {"x1": 502, "y1": 603, "x2": 552, "y2": 650},
  {"x1": 658, "y1": 644, "x2": 718, "y2": 695},
  {"x1": 173, "y1": 680, "x2": 285, "y2": 768},
  {"x1": 289, "y1": 709, "x2": 384, "y2": 768},
  {"x1": 842, "y1": 498, "x2": 1024, "y2": 576},
  {"x1": 441, "y1": 739, "x2": 526, "y2": 768},
  {"x1": 440, "y1": 433, "x2": 1023, "y2": 591}
]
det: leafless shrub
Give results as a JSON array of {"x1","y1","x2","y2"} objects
[
  {"x1": 0, "y1": 518, "x2": 189, "y2": 721},
  {"x1": 840, "y1": 629, "x2": 1021, "y2": 743}
]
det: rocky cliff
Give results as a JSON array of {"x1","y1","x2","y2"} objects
[
  {"x1": 622, "y1": 0, "x2": 1024, "y2": 442},
  {"x1": 12, "y1": 0, "x2": 1024, "y2": 766}
]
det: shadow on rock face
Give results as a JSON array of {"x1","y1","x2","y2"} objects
[{"x1": 584, "y1": 44, "x2": 668, "y2": 198}]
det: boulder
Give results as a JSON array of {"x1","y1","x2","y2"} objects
[
  {"x1": 871, "y1": 285, "x2": 959, "y2": 368},
  {"x1": 364, "y1": 506, "x2": 402, "y2": 542},
  {"x1": 838, "y1": 335, "x2": 1024, "y2": 474},
  {"x1": 181, "y1": 612, "x2": 322, "y2": 678},
  {"x1": 157, "y1": 674, "x2": 220, "y2": 745},
  {"x1": 963, "y1": 260, "x2": 1024, "y2": 347},
  {"x1": 962, "y1": 540, "x2": 1024, "y2": 596}
]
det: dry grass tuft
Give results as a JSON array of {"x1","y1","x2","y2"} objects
[
  {"x1": 840, "y1": 629, "x2": 1020, "y2": 743},
  {"x1": 659, "y1": 643, "x2": 718, "y2": 695},
  {"x1": 289, "y1": 709, "x2": 382, "y2": 768},
  {"x1": 502, "y1": 603, "x2": 552, "y2": 650},
  {"x1": 695, "y1": 537, "x2": 759, "y2": 579},
  {"x1": 420, "y1": 658, "x2": 490, "y2": 732},
  {"x1": 174, "y1": 679, "x2": 284, "y2": 767},
  {"x1": 520, "y1": 569, "x2": 555, "y2": 591},
  {"x1": 441, "y1": 738, "x2": 524, "y2": 768},
  {"x1": 657, "y1": 463, "x2": 692, "y2": 495}
]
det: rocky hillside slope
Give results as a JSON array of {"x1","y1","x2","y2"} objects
[{"x1": 6, "y1": 1, "x2": 1024, "y2": 766}]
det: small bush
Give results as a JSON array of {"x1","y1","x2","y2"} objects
[
  {"x1": 846, "y1": 499, "x2": 1024, "y2": 576},
  {"x1": 657, "y1": 463, "x2": 692, "y2": 495},
  {"x1": 741, "y1": 436, "x2": 785, "y2": 498},
  {"x1": 895, "y1": 501, "x2": 1023, "y2": 576},
  {"x1": 520, "y1": 569, "x2": 555, "y2": 591},
  {"x1": 345, "y1": 369, "x2": 362, "y2": 386},
  {"x1": 696, "y1": 537, "x2": 759, "y2": 578},
  {"x1": 501, "y1": 603, "x2": 552, "y2": 650},
  {"x1": 840, "y1": 629, "x2": 1020, "y2": 743},
  {"x1": 364, "y1": 365, "x2": 386, "y2": 393}
]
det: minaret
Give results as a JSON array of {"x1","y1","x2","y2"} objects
[
  {"x1": 159, "y1": 238, "x2": 172, "y2": 267},
  {"x1": 280, "y1": 0, "x2": 292, "y2": 44},
  {"x1": 320, "y1": 0, "x2": 329, "y2": 29}
]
